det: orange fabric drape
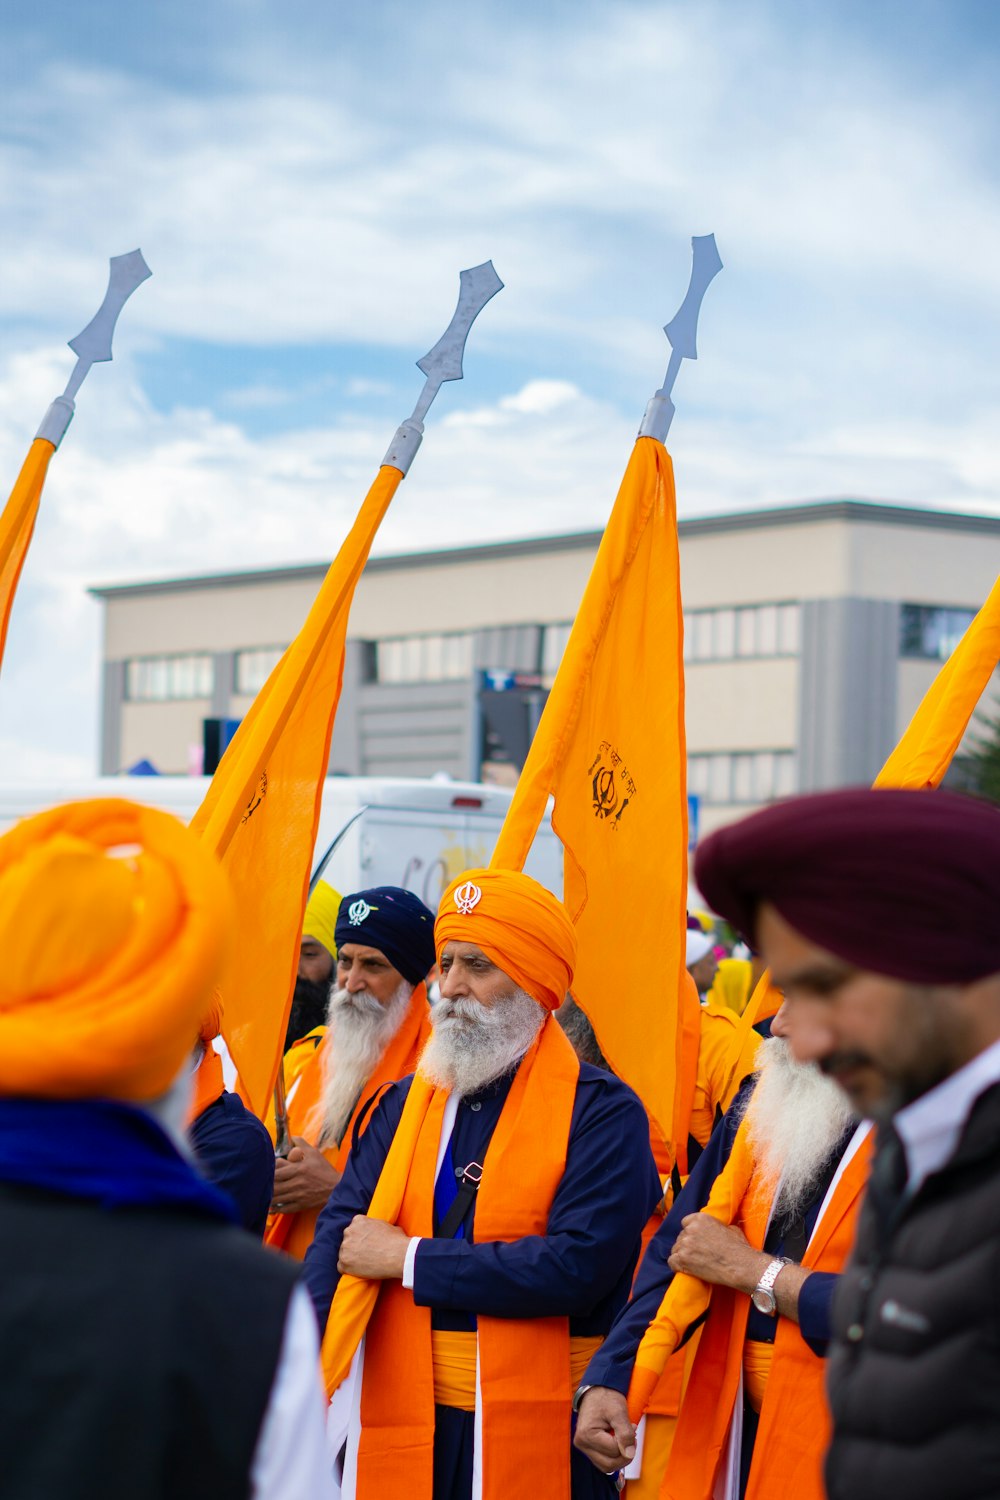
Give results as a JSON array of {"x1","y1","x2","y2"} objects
[
  {"x1": 717, "y1": 974, "x2": 784, "y2": 1116},
  {"x1": 264, "y1": 984, "x2": 432, "y2": 1259},
  {"x1": 490, "y1": 438, "x2": 686, "y2": 1152},
  {"x1": 875, "y1": 573, "x2": 1000, "y2": 790},
  {"x1": 0, "y1": 439, "x2": 55, "y2": 671},
  {"x1": 190, "y1": 464, "x2": 404, "y2": 1116},
  {"x1": 320, "y1": 1017, "x2": 580, "y2": 1500},
  {"x1": 656, "y1": 1131, "x2": 872, "y2": 1500}
]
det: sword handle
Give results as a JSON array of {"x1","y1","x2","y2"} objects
[{"x1": 273, "y1": 1065, "x2": 292, "y2": 1159}]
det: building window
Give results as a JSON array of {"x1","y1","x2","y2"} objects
[
  {"x1": 376, "y1": 631, "x2": 474, "y2": 684},
  {"x1": 683, "y1": 602, "x2": 800, "y2": 663},
  {"x1": 542, "y1": 622, "x2": 573, "y2": 678},
  {"x1": 688, "y1": 750, "x2": 796, "y2": 805},
  {"x1": 899, "y1": 604, "x2": 975, "y2": 661},
  {"x1": 126, "y1": 654, "x2": 213, "y2": 701},
  {"x1": 235, "y1": 647, "x2": 286, "y2": 696}
]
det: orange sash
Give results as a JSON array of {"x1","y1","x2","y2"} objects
[
  {"x1": 187, "y1": 1044, "x2": 225, "y2": 1124},
  {"x1": 265, "y1": 983, "x2": 431, "y2": 1259},
  {"x1": 320, "y1": 1016, "x2": 580, "y2": 1500},
  {"x1": 629, "y1": 1124, "x2": 872, "y2": 1500}
]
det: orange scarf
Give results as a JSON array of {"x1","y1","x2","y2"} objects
[
  {"x1": 188, "y1": 1044, "x2": 226, "y2": 1123},
  {"x1": 320, "y1": 1016, "x2": 580, "y2": 1500},
  {"x1": 265, "y1": 983, "x2": 432, "y2": 1259},
  {"x1": 629, "y1": 1124, "x2": 872, "y2": 1500}
]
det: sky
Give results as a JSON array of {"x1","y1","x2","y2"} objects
[{"x1": 1, "y1": 0, "x2": 999, "y2": 777}]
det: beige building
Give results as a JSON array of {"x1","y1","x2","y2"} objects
[{"x1": 91, "y1": 500, "x2": 1000, "y2": 841}]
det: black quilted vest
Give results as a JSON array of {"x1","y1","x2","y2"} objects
[
  {"x1": 827, "y1": 1082, "x2": 1000, "y2": 1500},
  {"x1": 0, "y1": 1183, "x2": 299, "y2": 1500}
]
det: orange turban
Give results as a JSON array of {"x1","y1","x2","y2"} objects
[
  {"x1": 435, "y1": 868, "x2": 576, "y2": 1012},
  {"x1": 0, "y1": 798, "x2": 235, "y2": 1102}
]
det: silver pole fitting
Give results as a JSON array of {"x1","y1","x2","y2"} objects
[
  {"x1": 36, "y1": 396, "x2": 75, "y2": 449},
  {"x1": 637, "y1": 391, "x2": 676, "y2": 443},
  {"x1": 382, "y1": 419, "x2": 424, "y2": 476}
]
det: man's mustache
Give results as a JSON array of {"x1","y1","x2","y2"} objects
[{"x1": 818, "y1": 1051, "x2": 874, "y2": 1078}]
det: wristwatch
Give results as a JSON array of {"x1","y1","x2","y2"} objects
[{"x1": 751, "y1": 1256, "x2": 791, "y2": 1315}]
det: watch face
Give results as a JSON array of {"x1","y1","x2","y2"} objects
[{"x1": 751, "y1": 1289, "x2": 776, "y2": 1315}]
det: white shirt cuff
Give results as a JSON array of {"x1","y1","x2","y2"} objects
[{"x1": 402, "y1": 1236, "x2": 422, "y2": 1290}]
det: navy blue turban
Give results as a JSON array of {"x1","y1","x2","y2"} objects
[
  {"x1": 334, "y1": 886, "x2": 436, "y2": 985},
  {"x1": 694, "y1": 786, "x2": 1000, "y2": 984}
]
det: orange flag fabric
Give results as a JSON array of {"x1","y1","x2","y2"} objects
[
  {"x1": 0, "y1": 439, "x2": 55, "y2": 671},
  {"x1": 717, "y1": 576, "x2": 1000, "y2": 1108},
  {"x1": 191, "y1": 463, "x2": 403, "y2": 1115},
  {"x1": 490, "y1": 437, "x2": 686, "y2": 1147},
  {"x1": 875, "y1": 573, "x2": 1000, "y2": 789}
]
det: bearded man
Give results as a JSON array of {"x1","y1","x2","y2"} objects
[
  {"x1": 575, "y1": 1003, "x2": 870, "y2": 1500},
  {"x1": 285, "y1": 878, "x2": 342, "y2": 1058},
  {"x1": 266, "y1": 885, "x2": 435, "y2": 1259},
  {"x1": 303, "y1": 868, "x2": 660, "y2": 1500}
]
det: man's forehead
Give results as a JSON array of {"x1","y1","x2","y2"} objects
[
  {"x1": 337, "y1": 941, "x2": 390, "y2": 963},
  {"x1": 757, "y1": 902, "x2": 855, "y2": 983},
  {"x1": 441, "y1": 939, "x2": 491, "y2": 961}
]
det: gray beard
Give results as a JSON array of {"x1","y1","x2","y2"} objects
[
  {"x1": 316, "y1": 979, "x2": 413, "y2": 1148},
  {"x1": 418, "y1": 988, "x2": 545, "y2": 1098},
  {"x1": 741, "y1": 1036, "x2": 858, "y2": 1221}
]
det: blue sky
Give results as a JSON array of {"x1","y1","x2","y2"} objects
[{"x1": 1, "y1": 0, "x2": 999, "y2": 775}]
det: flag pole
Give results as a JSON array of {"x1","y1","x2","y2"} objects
[{"x1": 36, "y1": 250, "x2": 152, "y2": 449}]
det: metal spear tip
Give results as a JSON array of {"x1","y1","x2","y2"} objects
[
  {"x1": 415, "y1": 260, "x2": 504, "y2": 386},
  {"x1": 67, "y1": 249, "x2": 153, "y2": 369},
  {"x1": 664, "y1": 233, "x2": 722, "y2": 362}
]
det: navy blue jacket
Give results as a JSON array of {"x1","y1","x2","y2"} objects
[
  {"x1": 303, "y1": 1061, "x2": 661, "y2": 1335},
  {"x1": 189, "y1": 1091, "x2": 275, "y2": 1238}
]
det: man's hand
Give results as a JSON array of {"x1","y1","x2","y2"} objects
[
  {"x1": 271, "y1": 1137, "x2": 340, "y2": 1214},
  {"x1": 338, "y1": 1216, "x2": 410, "y2": 1279},
  {"x1": 668, "y1": 1213, "x2": 769, "y2": 1293},
  {"x1": 573, "y1": 1386, "x2": 636, "y2": 1473}
]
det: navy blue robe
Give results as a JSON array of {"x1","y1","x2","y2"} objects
[
  {"x1": 582, "y1": 1082, "x2": 851, "y2": 1497},
  {"x1": 303, "y1": 1060, "x2": 661, "y2": 1499},
  {"x1": 188, "y1": 1090, "x2": 275, "y2": 1237}
]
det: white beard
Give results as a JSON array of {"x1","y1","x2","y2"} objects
[
  {"x1": 741, "y1": 1036, "x2": 858, "y2": 1221},
  {"x1": 316, "y1": 979, "x2": 413, "y2": 1148},
  {"x1": 417, "y1": 988, "x2": 545, "y2": 1098}
]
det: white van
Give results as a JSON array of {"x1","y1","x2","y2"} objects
[{"x1": 0, "y1": 776, "x2": 562, "y2": 906}]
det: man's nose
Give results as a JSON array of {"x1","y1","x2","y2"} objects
[
  {"x1": 344, "y1": 965, "x2": 366, "y2": 993},
  {"x1": 783, "y1": 1002, "x2": 834, "y2": 1065},
  {"x1": 438, "y1": 965, "x2": 466, "y2": 1000}
]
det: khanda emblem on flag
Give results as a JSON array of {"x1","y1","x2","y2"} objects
[{"x1": 588, "y1": 740, "x2": 637, "y2": 827}]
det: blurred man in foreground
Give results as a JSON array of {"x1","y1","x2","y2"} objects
[
  {"x1": 0, "y1": 799, "x2": 331, "y2": 1499},
  {"x1": 694, "y1": 785, "x2": 1000, "y2": 1500}
]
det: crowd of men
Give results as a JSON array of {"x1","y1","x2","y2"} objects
[{"x1": 2, "y1": 784, "x2": 999, "y2": 1499}]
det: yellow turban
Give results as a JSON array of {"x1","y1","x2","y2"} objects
[
  {"x1": 0, "y1": 798, "x2": 234, "y2": 1102},
  {"x1": 435, "y1": 868, "x2": 577, "y2": 1012},
  {"x1": 302, "y1": 879, "x2": 341, "y2": 959}
]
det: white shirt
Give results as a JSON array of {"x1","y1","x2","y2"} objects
[
  {"x1": 251, "y1": 1285, "x2": 336, "y2": 1500},
  {"x1": 895, "y1": 1035, "x2": 1000, "y2": 1196}
]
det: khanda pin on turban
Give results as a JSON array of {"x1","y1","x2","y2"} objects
[
  {"x1": 334, "y1": 885, "x2": 436, "y2": 985},
  {"x1": 0, "y1": 798, "x2": 235, "y2": 1102},
  {"x1": 695, "y1": 786, "x2": 1000, "y2": 985},
  {"x1": 435, "y1": 868, "x2": 577, "y2": 1011}
]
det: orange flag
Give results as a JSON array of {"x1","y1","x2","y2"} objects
[
  {"x1": 875, "y1": 574, "x2": 1000, "y2": 790},
  {"x1": 0, "y1": 440, "x2": 55, "y2": 670},
  {"x1": 191, "y1": 464, "x2": 403, "y2": 1115},
  {"x1": 719, "y1": 571, "x2": 1000, "y2": 1108},
  {"x1": 491, "y1": 437, "x2": 686, "y2": 1147}
]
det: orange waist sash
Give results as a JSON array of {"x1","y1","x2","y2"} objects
[
  {"x1": 742, "y1": 1339, "x2": 773, "y2": 1414},
  {"x1": 431, "y1": 1331, "x2": 603, "y2": 1411}
]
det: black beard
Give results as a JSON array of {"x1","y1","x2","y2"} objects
[{"x1": 285, "y1": 975, "x2": 331, "y2": 1052}]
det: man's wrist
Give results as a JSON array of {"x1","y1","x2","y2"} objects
[{"x1": 572, "y1": 1383, "x2": 594, "y2": 1414}]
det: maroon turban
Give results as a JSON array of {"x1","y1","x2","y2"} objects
[{"x1": 694, "y1": 787, "x2": 1000, "y2": 984}]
